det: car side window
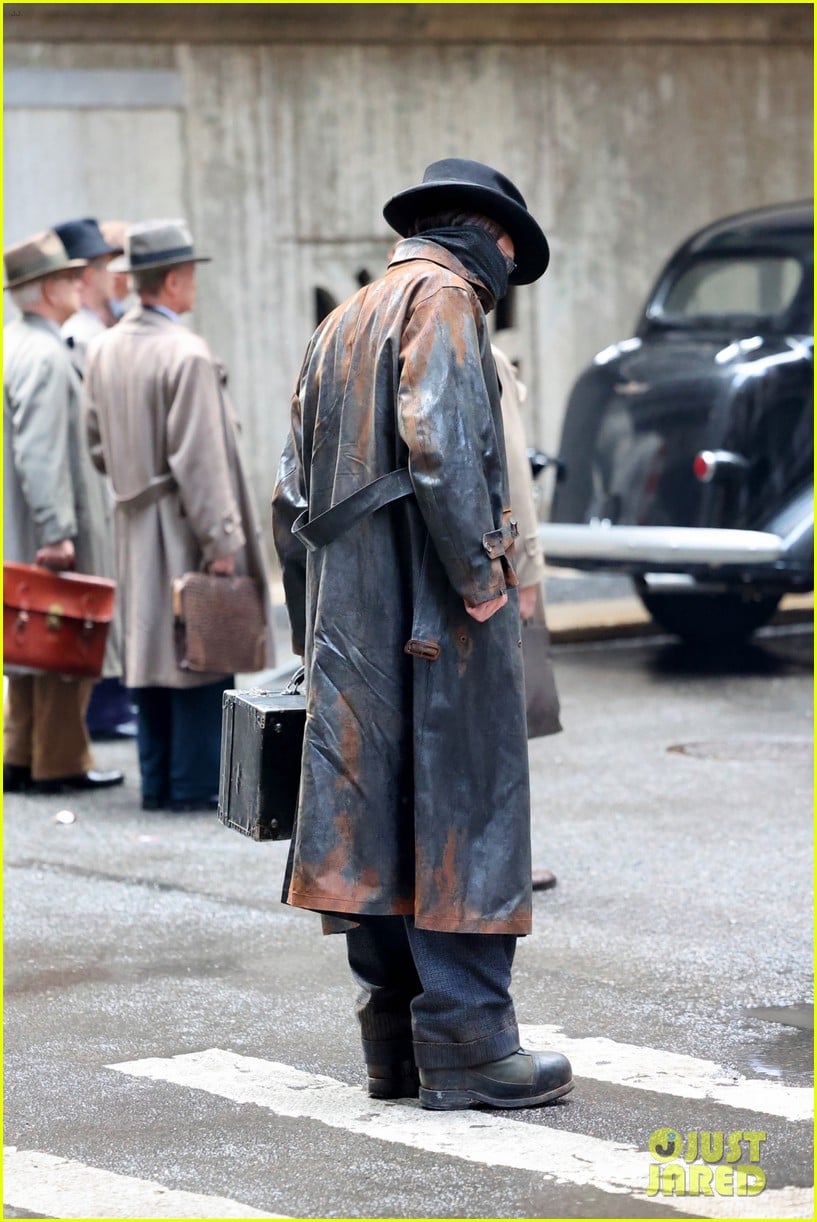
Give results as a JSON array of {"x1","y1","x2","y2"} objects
[{"x1": 662, "y1": 255, "x2": 802, "y2": 320}]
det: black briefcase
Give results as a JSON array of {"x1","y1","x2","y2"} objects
[{"x1": 217, "y1": 669, "x2": 305, "y2": 841}]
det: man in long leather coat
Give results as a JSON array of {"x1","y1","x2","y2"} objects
[{"x1": 273, "y1": 160, "x2": 572, "y2": 1111}]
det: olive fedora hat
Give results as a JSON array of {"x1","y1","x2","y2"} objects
[
  {"x1": 109, "y1": 219, "x2": 211, "y2": 273},
  {"x1": 383, "y1": 158, "x2": 550, "y2": 285},
  {"x1": 4, "y1": 230, "x2": 87, "y2": 290}
]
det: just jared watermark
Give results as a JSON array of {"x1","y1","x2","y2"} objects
[{"x1": 647, "y1": 1128, "x2": 767, "y2": 1197}]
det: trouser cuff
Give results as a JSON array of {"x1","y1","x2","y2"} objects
[
  {"x1": 361, "y1": 1035, "x2": 415, "y2": 1066},
  {"x1": 412, "y1": 1020, "x2": 520, "y2": 1070}
]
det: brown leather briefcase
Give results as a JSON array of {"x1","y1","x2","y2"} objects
[
  {"x1": 172, "y1": 572, "x2": 267, "y2": 675},
  {"x1": 3, "y1": 562, "x2": 116, "y2": 678}
]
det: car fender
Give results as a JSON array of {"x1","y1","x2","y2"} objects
[{"x1": 762, "y1": 484, "x2": 813, "y2": 569}]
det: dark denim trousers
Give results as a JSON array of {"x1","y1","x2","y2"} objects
[
  {"x1": 86, "y1": 677, "x2": 136, "y2": 734},
  {"x1": 132, "y1": 679, "x2": 232, "y2": 804},
  {"x1": 346, "y1": 915, "x2": 520, "y2": 1069}
]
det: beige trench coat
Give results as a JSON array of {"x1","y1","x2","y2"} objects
[
  {"x1": 493, "y1": 345, "x2": 561, "y2": 736},
  {"x1": 83, "y1": 306, "x2": 274, "y2": 688},
  {"x1": 492, "y1": 346, "x2": 546, "y2": 596},
  {"x1": 3, "y1": 313, "x2": 120, "y2": 676},
  {"x1": 64, "y1": 306, "x2": 124, "y2": 671}
]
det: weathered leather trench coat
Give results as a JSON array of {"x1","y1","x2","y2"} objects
[{"x1": 273, "y1": 239, "x2": 532, "y2": 935}]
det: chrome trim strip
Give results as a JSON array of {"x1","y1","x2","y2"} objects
[{"x1": 537, "y1": 524, "x2": 785, "y2": 566}]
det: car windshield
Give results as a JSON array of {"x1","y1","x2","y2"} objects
[{"x1": 651, "y1": 252, "x2": 804, "y2": 328}]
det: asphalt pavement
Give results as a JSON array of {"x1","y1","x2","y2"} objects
[
  {"x1": 3, "y1": 610, "x2": 813, "y2": 1219},
  {"x1": 263, "y1": 569, "x2": 813, "y2": 682}
]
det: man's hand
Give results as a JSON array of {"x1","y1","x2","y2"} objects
[
  {"x1": 518, "y1": 584, "x2": 538, "y2": 622},
  {"x1": 464, "y1": 591, "x2": 508, "y2": 622},
  {"x1": 35, "y1": 539, "x2": 75, "y2": 571},
  {"x1": 206, "y1": 553, "x2": 236, "y2": 576}
]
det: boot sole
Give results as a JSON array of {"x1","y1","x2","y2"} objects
[{"x1": 419, "y1": 1077, "x2": 574, "y2": 1111}]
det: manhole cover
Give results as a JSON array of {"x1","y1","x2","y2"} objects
[{"x1": 667, "y1": 738, "x2": 812, "y2": 763}]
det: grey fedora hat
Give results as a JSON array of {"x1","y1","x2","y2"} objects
[
  {"x1": 4, "y1": 230, "x2": 87, "y2": 290},
  {"x1": 383, "y1": 158, "x2": 550, "y2": 285},
  {"x1": 109, "y1": 219, "x2": 211, "y2": 273}
]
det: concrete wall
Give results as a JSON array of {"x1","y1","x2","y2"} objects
[{"x1": 5, "y1": 5, "x2": 812, "y2": 533}]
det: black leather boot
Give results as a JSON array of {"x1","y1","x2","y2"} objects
[
  {"x1": 419, "y1": 1048, "x2": 573, "y2": 1110},
  {"x1": 366, "y1": 1057, "x2": 420, "y2": 1099}
]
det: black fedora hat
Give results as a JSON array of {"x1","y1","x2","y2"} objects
[
  {"x1": 383, "y1": 158, "x2": 550, "y2": 285},
  {"x1": 54, "y1": 217, "x2": 123, "y2": 262}
]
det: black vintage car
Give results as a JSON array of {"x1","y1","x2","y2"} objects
[{"x1": 539, "y1": 200, "x2": 813, "y2": 641}]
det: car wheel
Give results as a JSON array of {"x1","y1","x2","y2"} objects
[{"x1": 634, "y1": 584, "x2": 782, "y2": 643}]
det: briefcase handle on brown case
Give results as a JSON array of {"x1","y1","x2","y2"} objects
[{"x1": 3, "y1": 562, "x2": 116, "y2": 678}]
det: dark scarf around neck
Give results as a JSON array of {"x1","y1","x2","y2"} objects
[{"x1": 418, "y1": 225, "x2": 510, "y2": 310}]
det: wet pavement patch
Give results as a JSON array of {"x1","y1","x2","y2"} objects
[{"x1": 743, "y1": 1003, "x2": 814, "y2": 1032}]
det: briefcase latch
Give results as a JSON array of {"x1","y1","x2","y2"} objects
[{"x1": 46, "y1": 603, "x2": 63, "y2": 632}]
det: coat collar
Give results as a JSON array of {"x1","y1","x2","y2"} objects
[
  {"x1": 121, "y1": 304, "x2": 180, "y2": 330},
  {"x1": 387, "y1": 237, "x2": 490, "y2": 299},
  {"x1": 19, "y1": 312, "x2": 63, "y2": 341}
]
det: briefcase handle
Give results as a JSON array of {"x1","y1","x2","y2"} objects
[{"x1": 284, "y1": 666, "x2": 305, "y2": 694}]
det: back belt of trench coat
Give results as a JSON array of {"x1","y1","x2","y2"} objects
[
  {"x1": 113, "y1": 472, "x2": 176, "y2": 514},
  {"x1": 292, "y1": 468, "x2": 521, "y2": 563},
  {"x1": 292, "y1": 468, "x2": 414, "y2": 551}
]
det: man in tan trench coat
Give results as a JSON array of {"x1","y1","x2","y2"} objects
[
  {"x1": 83, "y1": 220, "x2": 274, "y2": 812},
  {"x1": 3, "y1": 230, "x2": 124, "y2": 794},
  {"x1": 493, "y1": 344, "x2": 561, "y2": 893}
]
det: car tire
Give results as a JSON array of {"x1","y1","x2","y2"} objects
[{"x1": 634, "y1": 585, "x2": 782, "y2": 643}]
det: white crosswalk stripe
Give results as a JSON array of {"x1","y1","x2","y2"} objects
[
  {"x1": 6, "y1": 1028, "x2": 810, "y2": 1220},
  {"x1": 2, "y1": 1146, "x2": 288, "y2": 1219},
  {"x1": 520, "y1": 1023, "x2": 813, "y2": 1121},
  {"x1": 108, "y1": 1047, "x2": 813, "y2": 1220}
]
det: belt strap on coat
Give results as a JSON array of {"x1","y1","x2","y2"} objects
[
  {"x1": 113, "y1": 472, "x2": 176, "y2": 514},
  {"x1": 482, "y1": 518, "x2": 519, "y2": 559},
  {"x1": 293, "y1": 468, "x2": 414, "y2": 552}
]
